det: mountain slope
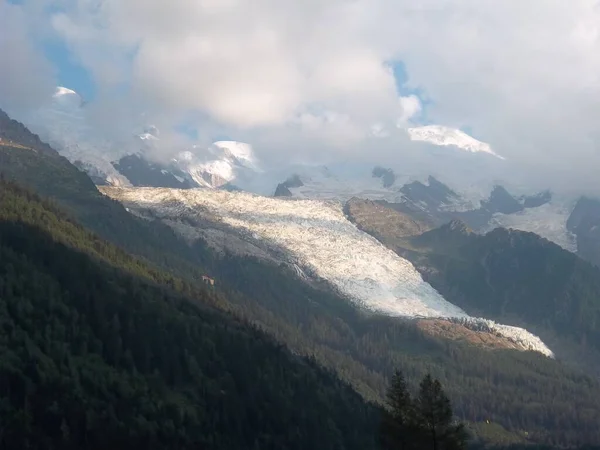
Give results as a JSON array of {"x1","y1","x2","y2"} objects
[
  {"x1": 100, "y1": 187, "x2": 468, "y2": 319},
  {"x1": 101, "y1": 185, "x2": 557, "y2": 357},
  {"x1": 567, "y1": 196, "x2": 600, "y2": 266},
  {"x1": 101, "y1": 186, "x2": 600, "y2": 446},
  {"x1": 412, "y1": 225, "x2": 600, "y2": 351},
  {"x1": 344, "y1": 199, "x2": 600, "y2": 370},
  {"x1": 4, "y1": 109, "x2": 600, "y2": 446},
  {"x1": 0, "y1": 108, "x2": 216, "y2": 282},
  {"x1": 22, "y1": 87, "x2": 262, "y2": 190},
  {"x1": 0, "y1": 180, "x2": 379, "y2": 450}
]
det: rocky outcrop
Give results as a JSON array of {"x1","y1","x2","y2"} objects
[
  {"x1": 372, "y1": 166, "x2": 396, "y2": 188},
  {"x1": 399, "y1": 176, "x2": 459, "y2": 211},
  {"x1": 113, "y1": 154, "x2": 197, "y2": 189},
  {"x1": 274, "y1": 174, "x2": 304, "y2": 197},
  {"x1": 482, "y1": 185, "x2": 523, "y2": 215},
  {"x1": 522, "y1": 190, "x2": 552, "y2": 208},
  {"x1": 344, "y1": 197, "x2": 432, "y2": 247},
  {"x1": 274, "y1": 183, "x2": 293, "y2": 197}
]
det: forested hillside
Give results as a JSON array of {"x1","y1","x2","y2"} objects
[
  {"x1": 346, "y1": 199, "x2": 600, "y2": 370},
  {"x1": 409, "y1": 224, "x2": 600, "y2": 355},
  {"x1": 0, "y1": 181, "x2": 379, "y2": 449},
  {"x1": 0, "y1": 109, "x2": 210, "y2": 281},
  {"x1": 191, "y1": 244, "x2": 600, "y2": 446}
]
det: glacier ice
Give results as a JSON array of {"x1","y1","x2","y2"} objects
[
  {"x1": 102, "y1": 186, "x2": 554, "y2": 357},
  {"x1": 482, "y1": 200, "x2": 577, "y2": 252}
]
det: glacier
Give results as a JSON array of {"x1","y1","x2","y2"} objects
[{"x1": 101, "y1": 186, "x2": 554, "y2": 357}]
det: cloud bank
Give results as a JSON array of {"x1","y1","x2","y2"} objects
[
  {"x1": 0, "y1": 1, "x2": 56, "y2": 113},
  {"x1": 3, "y1": 0, "x2": 600, "y2": 193}
]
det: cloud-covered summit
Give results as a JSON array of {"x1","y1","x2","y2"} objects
[{"x1": 2, "y1": 0, "x2": 600, "y2": 194}]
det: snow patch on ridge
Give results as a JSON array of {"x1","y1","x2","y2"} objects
[
  {"x1": 101, "y1": 186, "x2": 554, "y2": 357},
  {"x1": 213, "y1": 141, "x2": 258, "y2": 169},
  {"x1": 24, "y1": 86, "x2": 262, "y2": 189},
  {"x1": 408, "y1": 125, "x2": 505, "y2": 160},
  {"x1": 52, "y1": 87, "x2": 84, "y2": 109},
  {"x1": 482, "y1": 201, "x2": 577, "y2": 252}
]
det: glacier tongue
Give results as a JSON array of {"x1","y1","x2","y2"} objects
[{"x1": 101, "y1": 186, "x2": 554, "y2": 358}]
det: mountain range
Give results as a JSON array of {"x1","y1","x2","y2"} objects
[
  {"x1": 4, "y1": 100, "x2": 600, "y2": 447},
  {"x1": 20, "y1": 87, "x2": 600, "y2": 269}
]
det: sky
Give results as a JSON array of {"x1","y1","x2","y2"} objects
[{"x1": 2, "y1": 0, "x2": 600, "y2": 193}]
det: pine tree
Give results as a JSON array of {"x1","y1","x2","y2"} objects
[
  {"x1": 380, "y1": 370, "x2": 413, "y2": 450},
  {"x1": 414, "y1": 374, "x2": 468, "y2": 450},
  {"x1": 381, "y1": 371, "x2": 469, "y2": 450}
]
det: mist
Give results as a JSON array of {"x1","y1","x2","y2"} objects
[
  {"x1": 0, "y1": 2, "x2": 56, "y2": 115},
  {"x1": 3, "y1": 0, "x2": 600, "y2": 196}
]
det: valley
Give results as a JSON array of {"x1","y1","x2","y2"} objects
[{"x1": 4, "y1": 3, "x2": 600, "y2": 448}]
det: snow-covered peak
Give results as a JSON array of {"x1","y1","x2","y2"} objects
[
  {"x1": 52, "y1": 86, "x2": 84, "y2": 109},
  {"x1": 209, "y1": 141, "x2": 260, "y2": 172},
  {"x1": 139, "y1": 133, "x2": 158, "y2": 141},
  {"x1": 22, "y1": 86, "x2": 131, "y2": 186},
  {"x1": 408, "y1": 125, "x2": 505, "y2": 160},
  {"x1": 164, "y1": 141, "x2": 261, "y2": 189}
]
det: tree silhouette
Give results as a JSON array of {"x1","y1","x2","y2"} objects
[
  {"x1": 381, "y1": 370, "x2": 414, "y2": 450},
  {"x1": 414, "y1": 374, "x2": 468, "y2": 450},
  {"x1": 381, "y1": 370, "x2": 468, "y2": 450}
]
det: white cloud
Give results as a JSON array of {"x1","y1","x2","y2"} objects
[
  {"x1": 9, "y1": 0, "x2": 600, "y2": 192},
  {"x1": 397, "y1": 95, "x2": 423, "y2": 127},
  {"x1": 0, "y1": 1, "x2": 56, "y2": 114},
  {"x1": 47, "y1": 0, "x2": 404, "y2": 133}
]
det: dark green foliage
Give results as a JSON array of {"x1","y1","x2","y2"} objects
[
  {"x1": 192, "y1": 243, "x2": 600, "y2": 446},
  {"x1": 0, "y1": 181, "x2": 379, "y2": 450},
  {"x1": 414, "y1": 374, "x2": 468, "y2": 450},
  {"x1": 567, "y1": 196, "x2": 600, "y2": 267},
  {"x1": 381, "y1": 370, "x2": 413, "y2": 450},
  {"x1": 382, "y1": 371, "x2": 468, "y2": 450},
  {"x1": 0, "y1": 115, "x2": 211, "y2": 283}
]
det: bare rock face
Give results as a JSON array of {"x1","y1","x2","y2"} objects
[
  {"x1": 372, "y1": 166, "x2": 396, "y2": 188},
  {"x1": 344, "y1": 197, "x2": 431, "y2": 243},
  {"x1": 416, "y1": 319, "x2": 522, "y2": 351},
  {"x1": 274, "y1": 183, "x2": 293, "y2": 197},
  {"x1": 274, "y1": 174, "x2": 304, "y2": 197}
]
